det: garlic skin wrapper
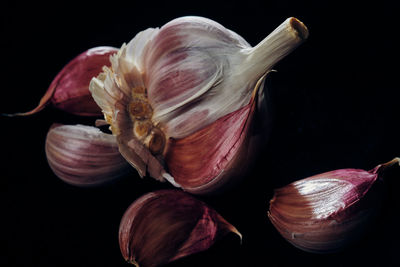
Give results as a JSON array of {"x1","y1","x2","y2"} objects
[
  {"x1": 90, "y1": 16, "x2": 308, "y2": 193},
  {"x1": 119, "y1": 190, "x2": 241, "y2": 267},
  {"x1": 268, "y1": 158, "x2": 400, "y2": 253},
  {"x1": 45, "y1": 124, "x2": 131, "y2": 186},
  {"x1": 7, "y1": 47, "x2": 118, "y2": 117}
]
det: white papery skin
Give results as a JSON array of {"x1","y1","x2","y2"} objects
[
  {"x1": 90, "y1": 16, "x2": 308, "y2": 183},
  {"x1": 142, "y1": 17, "x2": 251, "y2": 138}
]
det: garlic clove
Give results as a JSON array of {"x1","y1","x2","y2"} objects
[
  {"x1": 45, "y1": 124, "x2": 131, "y2": 186},
  {"x1": 268, "y1": 158, "x2": 400, "y2": 253},
  {"x1": 6, "y1": 46, "x2": 117, "y2": 117},
  {"x1": 89, "y1": 16, "x2": 308, "y2": 193},
  {"x1": 118, "y1": 190, "x2": 241, "y2": 266}
]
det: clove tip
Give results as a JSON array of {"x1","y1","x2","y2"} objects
[{"x1": 230, "y1": 225, "x2": 243, "y2": 244}]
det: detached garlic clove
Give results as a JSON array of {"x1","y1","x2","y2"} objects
[
  {"x1": 45, "y1": 124, "x2": 131, "y2": 186},
  {"x1": 268, "y1": 158, "x2": 400, "y2": 253},
  {"x1": 90, "y1": 16, "x2": 308, "y2": 193},
  {"x1": 119, "y1": 190, "x2": 241, "y2": 266},
  {"x1": 7, "y1": 46, "x2": 117, "y2": 117}
]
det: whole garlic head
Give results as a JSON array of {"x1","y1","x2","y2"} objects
[{"x1": 90, "y1": 16, "x2": 308, "y2": 193}]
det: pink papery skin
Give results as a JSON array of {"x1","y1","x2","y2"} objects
[
  {"x1": 45, "y1": 124, "x2": 131, "y2": 186},
  {"x1": 118, "y1": 190, "x2": 240, "y2": 267},
  {"x1": 300, "y1": 168, "x2": 379, "y2": 221},
  {"x1": 18, "y1": 46, "x2": 118, "y2": 116},
  {"x1": 268, "y1": 163, "x2": 386, "y2": 253},
  {"x1": 171, "y1": 205, "x2": 235, "y2": 261},
  {"x1": 165, "y1": 102, "x2": 252, "y2": 190}
]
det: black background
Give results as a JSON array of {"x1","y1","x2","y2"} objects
[{"x1": 2, "y1": 1, "x2": 400, "y2": 266}]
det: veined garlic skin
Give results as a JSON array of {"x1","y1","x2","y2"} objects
[
  {"x1": 90, "y1": 16, "x2": 308, "y2": 193},
  {"x1": 119, "y1": 190, "x2": 241, "y2": 267},
  {"x1": 7, "y1": 47, "x2": 118, "y2": 117},
  {"x1": 268, "y1": 158, "x2": 399, "y2": 253},
  {"x1": 45, "y1": 124, "x2": 131, "y2": 186}
]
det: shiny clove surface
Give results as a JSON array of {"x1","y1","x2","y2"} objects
[{"x1": 268, "y1": 158, "x2": 400, "y2": 253}]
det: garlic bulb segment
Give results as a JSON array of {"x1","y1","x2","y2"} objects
[
  {"x1": 45, "y1": 124, "x2": 131, "y2": 186},
  {"x1": 165, "y1": 75, "x2": 267, "y2": 194},
  {"x1": 119, "y1": 190, "x2": 241, "y2": 267},
  {"x1": 89, "y1": 16, "x2": 308, "y2": 192},
  {"x1": 6, "y1": 47, "x2": 117, "y2": 117},
  {"x1": 268, "y1": 158, "x2": 400, "y2": 253}
]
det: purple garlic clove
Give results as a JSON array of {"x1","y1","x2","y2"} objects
[
  {"x1": 119, "y1": 189, "x2": 241, "y2": 266},
  {"x1": 6, "y1": 46, "x2": 118, "y2": 117},
  {"x1": 45, "y1": 124, "x2": 131, "y2": 186},
  {"x1": 268, "y1": 157, "x2": 400, "y2": 253}
]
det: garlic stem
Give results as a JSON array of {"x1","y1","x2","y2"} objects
[{"x1": 240, "y1": 17, "x2": 308, "y2": 83}]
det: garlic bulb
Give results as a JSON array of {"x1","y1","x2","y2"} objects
[
  {"x1": 268, "y1": 158, "x2": 399, "y2": 253},
  {"x1": 45, "y1": 124, "x2": 131, "y2": 186},
  {"x1": 89, "y1": 16, "x2": 308, "y2": 193},
  {"x1": 7, "y1": 46, "x2": 117, "y2": 117},
  {"x1": 119, "y1": 189, "x2": 241, "y2": 266}
]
